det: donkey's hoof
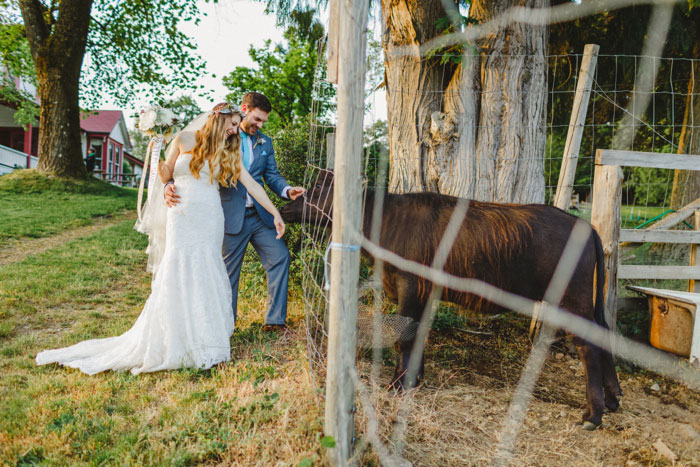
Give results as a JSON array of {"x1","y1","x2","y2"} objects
[
  {"x1": 579, "y1": 421, "x2": 598, "y2": 431},
  {"x1": 605, "y1": 401, "x2": 620, "y2": 413}
]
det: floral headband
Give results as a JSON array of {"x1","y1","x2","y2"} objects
[{"x1": 211, "y1": 103, "x2": 243, "y2": 116}]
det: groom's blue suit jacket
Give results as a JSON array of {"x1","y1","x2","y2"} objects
[{"x1": 219, "y1": 130, "x2": 288, "y2": 235}]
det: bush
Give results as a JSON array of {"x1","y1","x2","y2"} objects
[
  {"x1": 269, "y1": 118, "x2": 321, "y2": 189},
  {"x1": 264, "y1": 119, "x2": 322, "y2": 287},
  {"x1": 623, "y1": 166, "x2": 673, "y2": 207}
]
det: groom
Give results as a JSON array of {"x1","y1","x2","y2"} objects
[{"x1": 165, "y1": 92, "x2": 304, "y2": 332}]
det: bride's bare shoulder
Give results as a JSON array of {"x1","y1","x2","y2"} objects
[{"x1": 175, "y1": 131, "x2": 196, "y2": 152}]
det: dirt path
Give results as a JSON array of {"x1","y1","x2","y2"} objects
[{"x1": 0, "y1": 211, "x2": 137, "y2": 268}]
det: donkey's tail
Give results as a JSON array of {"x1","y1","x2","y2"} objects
[{"x1": 592, "y1": 228, "x2": 608, "y2": 328}]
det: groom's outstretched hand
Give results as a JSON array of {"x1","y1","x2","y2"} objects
[
  {"x1": 164, "y1": 183, "x2": 180, "y2": 207},
  {"x1": 288, "y1": 187, "x2": 305, "y2": 200},
  {"x1": 273, "y1": 214, "x2": 286, "y2": 239}
]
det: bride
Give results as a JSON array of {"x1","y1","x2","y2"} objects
[{"x1": 36, "y1": 102, "x2": 285, "y2": 375}]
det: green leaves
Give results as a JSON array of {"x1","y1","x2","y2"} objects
[
  {"x1": 0, "y1": 19, "x2": 39, "y2": 127},
  {"x1": 426, "y1": 14, "x2": 480, "y2": 66},
  {"x1": 0, "y1": 22, "x2": 34, "y2": 79},
  {"x1": 81, "y1": 0, "x2": 210, "y2": 108},
  {"x1": 222, "y1": 8, "x2": 334, "y2": 128}
]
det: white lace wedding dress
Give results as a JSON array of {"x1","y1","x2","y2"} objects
[{"x1": 36, "y1": 153, "x2": 234, "y2": 374}]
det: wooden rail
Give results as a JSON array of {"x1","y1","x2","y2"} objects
[
  {"x1": 618, "y1": 265, "x2": 700, "y2": 280},
  {"x1": 591, "y1": 149, "x2": 700, "y2": 347},
  {"x1": 554, "y1": 44, "x2": 599, "y2": 210},
  {"x1": 619, "y1": 229, "x2": 700, "y2": 244},
  {"x1": 596, "y1": 149, "x2": 700, "y2": 170},
  {"x1": 324, "y1": 0, "x2": 369, "y2": 464}
]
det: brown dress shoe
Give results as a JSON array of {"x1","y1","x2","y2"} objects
[{"x1": 263, "y1": 324, "x2": 288, "y2": 334}]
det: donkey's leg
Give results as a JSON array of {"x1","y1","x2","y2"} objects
[
  {"x1": 391, "y1": 274, "x2": 427, "y2": 391},
  {"x1": 601, "y1": 347, "x2": 622, "y2": 412},
  {"x1": 573, "y1": 336, "x2": 606, "y2": 429}
]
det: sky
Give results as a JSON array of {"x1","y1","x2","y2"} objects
[
  {"x1": 112, "y1": 0, "x2": 285, "y2": 127},
  {"x1": 177, "y1": 1, "x2": 285, "y2": 109},
  {"x1": 103, "y1": 0, "x2": 389, "y2": 130}
]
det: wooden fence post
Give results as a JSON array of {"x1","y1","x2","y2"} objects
[
  {"x1": 326, "y1": 132, "x2": 336, "y2": 170},
  {"x1": 590, "y1": 159, "x2": 623, "y2": 342},
  {"x1": 691, "y1": 211, "x2": 700, "y2": 293},
  {"x1": 324, "y1": 0, "x2": 369, "y2": 465},
  {"x1": 327, "y1": 0, "x2": 339, "y2": 85},
  {"x1": 554, "y1": 44, "x2": 599, "y2": 210}
]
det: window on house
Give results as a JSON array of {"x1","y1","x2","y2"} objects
[
  {"x1": 108, "y1": 142, "x2": 114, "y2": 175},
  {"x1": 116, "y1": 146, "x2": 122, "y2": 180},
  {"x1": 92, "y1": 143, "x2": 102, "y2": 171}
]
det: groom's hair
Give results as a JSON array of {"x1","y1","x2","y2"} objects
[{"x1": 242, "y1": 92, "x2": 272, "y2": 113}]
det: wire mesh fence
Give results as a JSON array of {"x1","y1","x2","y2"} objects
[
  {"x1": 298, "y1": 28, "x2": 700, "y2": 463},
  {"x1": 546, "y1": 53, "x2": 698, "y2": 205}
]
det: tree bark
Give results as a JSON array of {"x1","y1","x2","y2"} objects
[
  {"x1": 383, "y1": 0, "x2": 548, "y2": 203},
  {"x1": 20, "y1": 0, "x2": 93, "y2": 178}
]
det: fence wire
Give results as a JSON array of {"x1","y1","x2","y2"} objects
[{"x1": 299, "y1": 18, "x2": 700, "y2": 464}]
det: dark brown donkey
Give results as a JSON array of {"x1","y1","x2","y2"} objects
[{"x1": 280, "y1": 169, "x2": 621, "y2": 428}]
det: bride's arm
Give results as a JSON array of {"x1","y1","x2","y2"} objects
[
  {"x1": 158, "y1": 134, "x2": 182, "y2": 184},
  {"x1": 238, "y1": 167, "x2": 286, "y2": 239}
]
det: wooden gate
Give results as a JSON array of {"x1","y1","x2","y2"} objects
[{"x1": 590, "y1": 149, "x2": 700, "y2": 336}]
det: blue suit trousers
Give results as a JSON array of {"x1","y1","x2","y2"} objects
[{"x1": 222, "y1": 207, "x2": 290, "y2": 325}]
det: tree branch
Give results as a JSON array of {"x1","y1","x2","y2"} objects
[
  {"x1": 88, "y1": 13, "x2": 108, "y2": 33},
  {"x1": 51, "y1": 0, "x2": 93, "y2": 59},
  {"x1": 18, "y1": 0, "x2": 50, "y2": 57}
]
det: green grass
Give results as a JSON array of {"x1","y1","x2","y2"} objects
[
  {"x1": 0, "y1": 174, "x2": 323, "y2": 464},
  {"x1": 0, "y1": 170, "x2": 137, "y2": 242},
  {"x1": 570, "y1": 202, "x2": 669, "y2": 229},
  {"x1": 620, "y1": 204, "x2": 669, "y2": 229},
  {"x1": 0, "y1": 219, "x2": 324, "y2": 465}
]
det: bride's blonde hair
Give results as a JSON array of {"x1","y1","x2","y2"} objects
[{"x1": 190, "y1": 102, "x2": 244, "y2": 188}]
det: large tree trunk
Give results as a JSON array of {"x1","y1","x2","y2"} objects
[
  {"x1": 20, "y1": 0, "x2": 93, "y2": 178},
  {"x1": 383, "y1": 0, "x2": 548, "y2": 203}
]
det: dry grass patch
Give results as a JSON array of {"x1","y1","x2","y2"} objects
[{"x1": 351, "y1": 313, "x2": 700, "y2": 466}]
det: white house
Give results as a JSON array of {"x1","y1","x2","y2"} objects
[{"x1": 0, "y1": 76, "x2": 38, "y2": 175}]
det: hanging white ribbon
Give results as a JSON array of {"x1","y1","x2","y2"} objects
[
  {"x1": 134, "y1": 135, "x2": 168, "y2": 278},
  {"x1": 147, "y1": 137, "x2": 163, "y2": 199},
  {"x1": 136, "y1": 136, "x2": 164, "y2": 223}
]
